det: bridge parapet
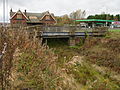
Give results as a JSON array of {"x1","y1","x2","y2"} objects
[
  {"x1": 92, "y1": 27, "x2": 108, "y2": 32},
  {"x1": 20, "y1": 26, "x2": 108, "y2": 46},
  {"x1": 25, "y1": 26, "x2": 108, "y2": 39},
  {"x1": 42, "y1": 26, "x2": 81, "y2": 32}
]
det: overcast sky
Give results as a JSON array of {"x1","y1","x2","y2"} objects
[{"x1": 0, "y1": 0, "x2": 120, "y2": 22}]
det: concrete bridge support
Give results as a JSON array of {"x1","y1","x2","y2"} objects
[
  {"x1": 69, "y1": 37, "x2": 76, "y2": 46},
  {"x1": 69, "y1": 37, "x2": 85, "y2": 46}
]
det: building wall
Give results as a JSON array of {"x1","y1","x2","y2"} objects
[
  {"x1": 10, "y1": 12, "x2": 57, "y2": 27},
  {"x1": 41, "y1": 15, "x2": 56, "y2": 25},
  {"x1": 10, "y1": 13, "x2": 27, "y2": 27}
]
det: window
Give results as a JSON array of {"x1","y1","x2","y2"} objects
[{"x1": 17, "y1": 14, "x2": 22, "y2": 19}]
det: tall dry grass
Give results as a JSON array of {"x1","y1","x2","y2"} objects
[{"x1": 0, "y1": 27, "x2": 60, "y2": 90}]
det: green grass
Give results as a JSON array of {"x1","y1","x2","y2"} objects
[
  {"x1": 107, "y1": 31, "x2": 120, "y2": 39},
  {"x1": 67, "y1": 61, "x2": 120, "y2": 89},
  {"x1": 43, "y1": 31, "x2": 120, "y2": 89},
  {"x1": 109, "y1": 29, "x2": 120, "y2": 32},
  {"x1": 69, "y1": 46, "x2": 80, "y2": 49}
]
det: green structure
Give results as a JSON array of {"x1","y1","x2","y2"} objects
[{"x1": 75, "y1": 19, "x2": 114, "y2": 28}]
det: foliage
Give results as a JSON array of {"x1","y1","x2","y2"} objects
[
  {"x1": 12, "y1": 48, "x2": 59, "y2": 90},
  {"x1": 55, "y1": 15, "x2": 73, "y2": 26},
  {"x1": 109, "y1": 29, "x2": 120, "y2": 32},
  {"x1": 79, "y1": 32, "x2": 120, "y2": 73},
  {"x1": 0, "y1": 28, "x2": 61, "y2": 90},
  {"x1": 87, "y1": 14, "x2": 120, "y2": 21},
  {"x1": 70, "y1": 9, "x2": 86, "y2": 20},
  {"x1": 67, "y1": 62, "x2": 120, "y2": 89},
  {"x1": 55, "y1": 9, "x2": 86, "y2": 25},
  {"x1": 0, "y1": 27, "x2": 120, "y2": 90},
  {"x1": 0, "y1": 28, "x2": 19, "y2": 89}
]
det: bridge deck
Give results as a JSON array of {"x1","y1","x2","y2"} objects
[
  {"x1": 38, "y1": 31, "x2": 106, "y2": 38},
  {"x1": 27, "y1": 26, "x2": 108, "y2": 38}
]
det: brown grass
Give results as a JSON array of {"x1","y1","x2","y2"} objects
[{"x1": 0, "y1": 27, "x2": 60, "y2": 90}]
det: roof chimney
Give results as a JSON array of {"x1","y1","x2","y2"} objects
[
  {"x1": 25, "y1": 9, "x2": 27, "y2": 15},
  {"x1": 10, "y1": 8, "x2": 12, "y2": 12},
  {"x1": 10, "y1": 8, "x2": 13, "y2": 17}
]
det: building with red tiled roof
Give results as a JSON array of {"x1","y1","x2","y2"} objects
[{"x1": 10, "y1": 9, "x2": 57, "y2": 27}]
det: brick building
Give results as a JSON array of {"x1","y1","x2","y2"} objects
[{"x1": 10, "y1": 9, "x2": 57, "y2": 27}]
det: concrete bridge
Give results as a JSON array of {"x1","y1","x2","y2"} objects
[{"x1": 27, "y1": 26, "x2": 108, "y2": 46}]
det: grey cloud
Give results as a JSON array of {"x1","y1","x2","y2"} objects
[{"x1": 0, "y1": 0, "x2": 120, "y2": 21}]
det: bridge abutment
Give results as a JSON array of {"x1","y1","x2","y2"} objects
[
  {"x1": 69, "y1": 37, "x2": 85, "y2": 46},
  {"x1": 69, "y1": 37, "x2": 76, "y2": 46}
]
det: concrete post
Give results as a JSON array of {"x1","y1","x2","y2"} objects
[
  {"x1": 75, "y1": 37, "x2": 81, "y2": 45},
  {"x1": 69, "y1": 37, "x2": 76, "y2": 46}
]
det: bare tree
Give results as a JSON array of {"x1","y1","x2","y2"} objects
[{"x1": 69, "y1": 9, "x2": 86, "y2": 20}]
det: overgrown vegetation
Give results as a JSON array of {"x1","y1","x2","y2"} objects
[
  {"x1": 67, "y1": 61, "x2": 120, "y2": 89},
  {"x1": 87, "y1": 14, "x2": 120, "y2": 21},
  {"x1": 0, "y1": 28, "x2": 61, "y2": 90},
  {"x1": 0, "y1": 27, "x2": 120, "y2": 90},
  {"x1": 79, "y1": 32, "x2": 120, "y2": 73}
]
